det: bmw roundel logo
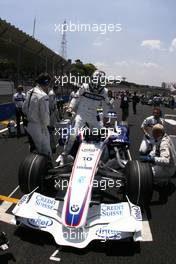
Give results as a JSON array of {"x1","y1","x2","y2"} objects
[{"x1": 71, "y1": 204, "x2": 79, "y2": 212}]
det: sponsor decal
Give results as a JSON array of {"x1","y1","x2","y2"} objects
[
  {"x1": 18, "y1": 195, "x2": 29, "y2": 206},
  {"x1": 96, "y1": 227, "x2": 121, "y2": 239},
  {"x1": 66, "y1": 194, "x2": 86, "y2": 226},
  {"x1": 83, "y1": 157, "x2": 92, "y2": 161},
  {"x1": 83, "y1": 92, "x2": 104, "y2": 101},
  {"x1": 131, "y1": 206, "x2": 142, "y2": 221},
  {"x1": 35, "y1": 195, "x2": 56, "y2": 210},
  {"x1": 77, "y1": 166, "x2": 92, "y2": 170},
  {"x1": 77, "y1": 176, "x2": 86, "y2": 183},
  {"x1": 101, "y1": 204, "x2": 124, "y2": 217},
  {"x1": 81, "y1": 148, "x2": 98, "y2": 152},
  {"x1": 71, "y1": 205, "x2": 79, "y2": 213},
  {"x1": 27, "y1": 216, "x2": 53, "y2": 228}
]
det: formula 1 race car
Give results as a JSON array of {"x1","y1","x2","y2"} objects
[{"x1": 13, "y1": 113, "x2": 153, "y2": 248}]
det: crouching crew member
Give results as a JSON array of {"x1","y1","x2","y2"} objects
[
  {"x1": 140, "y1": 124, "x2": 176, "y2": 183},
  {"x1": 139, "y1": 107, "x2": 163, "y2": 155}
]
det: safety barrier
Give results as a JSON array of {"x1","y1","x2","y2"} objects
[
  {"x1": 0, "y1": 103, "x2": 15, "y2": 121},
  {"x1": 0, "y1": 96, "x2": 69, "y2": 123}
]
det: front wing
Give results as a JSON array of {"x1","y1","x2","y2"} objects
[{"x1": 12, "y1": 192, "x2": 143, "y2": 248}]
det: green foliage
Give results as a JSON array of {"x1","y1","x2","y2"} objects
[
  {"x1": 70, "y1": 60, "x2": 97, "y2": 77},
  {"x1": 84, "y1": 63, "x2": 97, "y2": 76}
]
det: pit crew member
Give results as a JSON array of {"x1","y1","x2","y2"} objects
[
  {"x1": 59, "y1": 70, "x2": 111, "y2": 166},
  {"x1": 13, "y1": 85, "x2": 26, "y2": 136},
  {"x1": 140, "y1": 124, "x2": 176, "y2": 183},
  {"x1": 139, "y1": 107, "x2": 163, "y2": 155},
  {"x1": 22, "y1": 73, "x2": 52, "y2": 157}
]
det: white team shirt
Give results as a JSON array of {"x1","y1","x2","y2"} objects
[
  {"x1": 141, "y1": 115, "x2": 164, "y2": 136},
  {"x1": 13, "y1": 92, "x2": 26, "y2": 108}
]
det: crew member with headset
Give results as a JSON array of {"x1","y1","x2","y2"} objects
[
  {"x1": 13, "y1": 85, "x2": 26, "y2": 136},
  {"x1": 22, "y1": 73, "x2": 52, "y2": 157}
]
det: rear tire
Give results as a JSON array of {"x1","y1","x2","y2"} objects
[
  {"x1": 18, "y1": 153, "x2": 52, "y2": 194},
  {"x1": 125, "y1": 160, "x2": 153, "y2": 207}
]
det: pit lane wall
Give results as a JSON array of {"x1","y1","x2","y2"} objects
[
  {"x1": 0, "y1": 81, "x2": 15, "y2": 122},
  {"x1": 0, "y1": 103, "x2": 15, "y2": 122},
  {"x1": 0, "y1": 81, "x2": 14, "y2": 96},
  {"x1": 0, "y1": 78, "x2": 70, "y2": 123}
]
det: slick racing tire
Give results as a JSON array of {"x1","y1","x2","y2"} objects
[
  {"x1": 125, "y1": 160, "x2": 153, "y2": 207},
  {"x1": 18, "y1": 153, "x2": 52, "y2": 194}
]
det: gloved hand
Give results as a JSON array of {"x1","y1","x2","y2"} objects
[
  {"x1": 140, "y1": 155, "x2": 155, "y2": 163},
  {"x1": 66, "y1": 107, "x2": 73, "y2": 117},
  {"x1": 66, "y1": 107, "x2": 72, "y2": 113}
]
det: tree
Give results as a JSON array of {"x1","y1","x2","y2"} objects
[
  {"x1": 74, "y1": 59, "x2": 83, "y2": 65},
  {"x1": 70, "y1": 60, "x2": 97, "y2": 78},
  {"x1": 84, "y1": 63, "x2": 97, "y2": 76}
]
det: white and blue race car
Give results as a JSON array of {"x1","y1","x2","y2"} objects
[{"x1": 13, "y1": 113, "x2": 153, "y2": 248}]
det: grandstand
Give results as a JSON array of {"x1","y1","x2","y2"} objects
[{"x1": 0, "y1": 18, "x2": 71, "y2": 101}]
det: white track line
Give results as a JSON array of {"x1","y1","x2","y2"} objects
[
  {"x1": 0, "y1": 201, "x2": 16, "y2": 224},
  {"x1": 142, "y1": 212, "x2": 153, "y2": 241},
  {"x1": 49, "y1": 249, "x2": 61, "y2": 262},
  {"x1": 0, "y1": 186, "x2": 20, "y2": 224},
  {"x1": 8, "y1": 185, "x2": 19, "y2": 197}
]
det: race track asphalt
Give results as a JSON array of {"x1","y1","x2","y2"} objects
[{"x1": 0, "y1": 102, "x2": 176, "y2": 264}]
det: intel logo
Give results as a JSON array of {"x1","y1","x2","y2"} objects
[
  {"x1": 96, "y1": 227, "x2": 121, "y2": 239},
  {"x1": 27, "y1": 216, "x2": 53, "y2": 228}
]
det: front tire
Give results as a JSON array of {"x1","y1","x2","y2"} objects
[
  {"x1": 18, "y1": 153, "x2": 52, "y2": 194},
  {"x1": 125, "y1": 160, "x2": 153, "y2": 207}
]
